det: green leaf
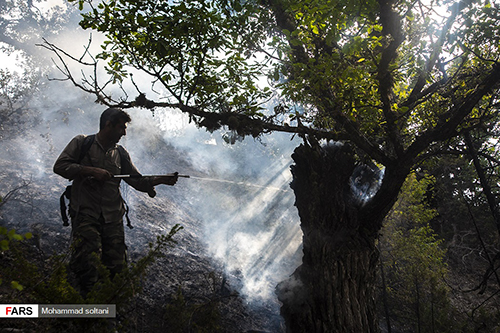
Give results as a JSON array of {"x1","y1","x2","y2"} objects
[
  {"x1": 7, "y1": 229, "x2": 15, "y2": 240},
  {"x1": 11, "y1": 281, "x2": 23, "y2": 291},
  {"x1": 137, "y1": 14, "x2": 146, "y2": 26}
]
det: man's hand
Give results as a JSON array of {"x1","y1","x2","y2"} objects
[
  {"x1": 152, "y1": 174, "x2": 178, "y2": 186},
  {"x1": 81, "y1": 166, "x2": 112, "y2": 181}
]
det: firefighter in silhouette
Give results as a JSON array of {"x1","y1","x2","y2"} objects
[{"x1": 54, "y1": 108, "x2": 178, "y2": 296}]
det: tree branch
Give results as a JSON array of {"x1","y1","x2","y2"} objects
[
  {"x1": 403, "y1": 1, "x2": 463, "y2": 109},
  {"x1": 407, "y1": 62, "x2": 500, "y2": 161},
  {"x1": 465, "y1": 131, "x2": 500, "y2": 237},
  {"x1": 377, "y1": 0, "x2": 405, "y2": 157}
]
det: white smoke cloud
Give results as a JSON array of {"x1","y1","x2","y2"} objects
[{"x1": 124, "y1": 107, "x2": 304, "y2": 303}]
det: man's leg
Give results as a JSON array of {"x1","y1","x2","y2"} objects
[
  {"x1": 101, "y1": 219, "x2": 127, "y2": 279},
  {"x1": 70, "y1": 214, "x2": 102, "y2": 296}
]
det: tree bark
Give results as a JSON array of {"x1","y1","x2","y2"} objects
[{"x1": 277, "y1": 142, "x2": 380, "y2": 332}]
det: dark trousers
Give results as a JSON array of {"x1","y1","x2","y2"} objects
[{"x1": 70, "y1": 213, "x2": 126, "y2": 296}]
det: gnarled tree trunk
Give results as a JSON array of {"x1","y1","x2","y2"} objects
[{"x1": 277, "y1": 142, "x2": 381, "y2": 333}]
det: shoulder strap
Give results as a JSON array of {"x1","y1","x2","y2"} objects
[
  {"x1": 116, "y1": 145, "x2": 134, "y2": 175},
  {"x1": 78, "y1": 134, "x2": 96, "y2": 164},
  {"x1": 116, "y1": 145, "x2": 134, "y2": 229},
  {"x1": 60, "y1": 186, "x2": 72, "y2": 226},
  {"x1": 60, "y1": 135, "x2": 95, "y2": 227}
]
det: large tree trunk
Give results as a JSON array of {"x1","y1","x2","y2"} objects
[{"x1": 277, "y1": 142, "x2": 381, "y2": 333}]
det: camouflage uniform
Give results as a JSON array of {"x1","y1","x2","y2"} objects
[
  {"x1": 54, "y1": 134, "x2": 155, "y2": 295},
  {"x1": 69, "y1": 214, "x2": 126, "y2": 294}
]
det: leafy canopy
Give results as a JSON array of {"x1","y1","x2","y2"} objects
[
  {"x1": 69, "y1": 0, "x2": 273, "y2": 116},
  {"x1": 61, "y1": 0, "x2": 500, "y2": 170}
]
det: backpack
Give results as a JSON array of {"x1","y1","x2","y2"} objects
[{"x1": 59, "y1": 134, "x2": 134, "y2": 229}]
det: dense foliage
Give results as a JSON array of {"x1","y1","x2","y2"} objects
[{"x1": 63, "y1": 0, "x2": 500, "y2": 147}]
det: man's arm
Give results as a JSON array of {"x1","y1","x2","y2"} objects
[
  {"x1": 150, "y1": 175, "x2": 178, "y2": 186},
  {"x1": 53, "y1": 135, "x2": 85, "y2": 180},
  {"x1": 54, "y1": 135, "x2": 112, "y2": 181},
  {"x1": 119, "y1": 148, "x2": 177, "y2": 197}
]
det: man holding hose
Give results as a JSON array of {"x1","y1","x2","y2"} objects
[{"x1": 54, "y1": 107, "x2": 178, "y2": 296}]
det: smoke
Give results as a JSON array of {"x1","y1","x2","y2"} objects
[
  {"x1": 276, "y1": 275, "x2": 304, "y2": 303},
  {"x1": 124, "y1": 108, "x2": 303, "y2": 303},
  {"x1": 350, "y1": 163, "x2": 385, "y2": 204}
]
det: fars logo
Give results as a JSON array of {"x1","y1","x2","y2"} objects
[{"x1": 0, "y1": 305, "x2": 38, "y2": 318}]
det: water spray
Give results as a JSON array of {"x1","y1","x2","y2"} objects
[
  {"x1": 113, "y1": 173, "x2": 290, "y2": 192},
  {"x1": 113, "y1": 173, "x2": 190, "y2": 179},
  {"x1": 189, "y1": 176, "x2": 290, "y2": 193}
]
